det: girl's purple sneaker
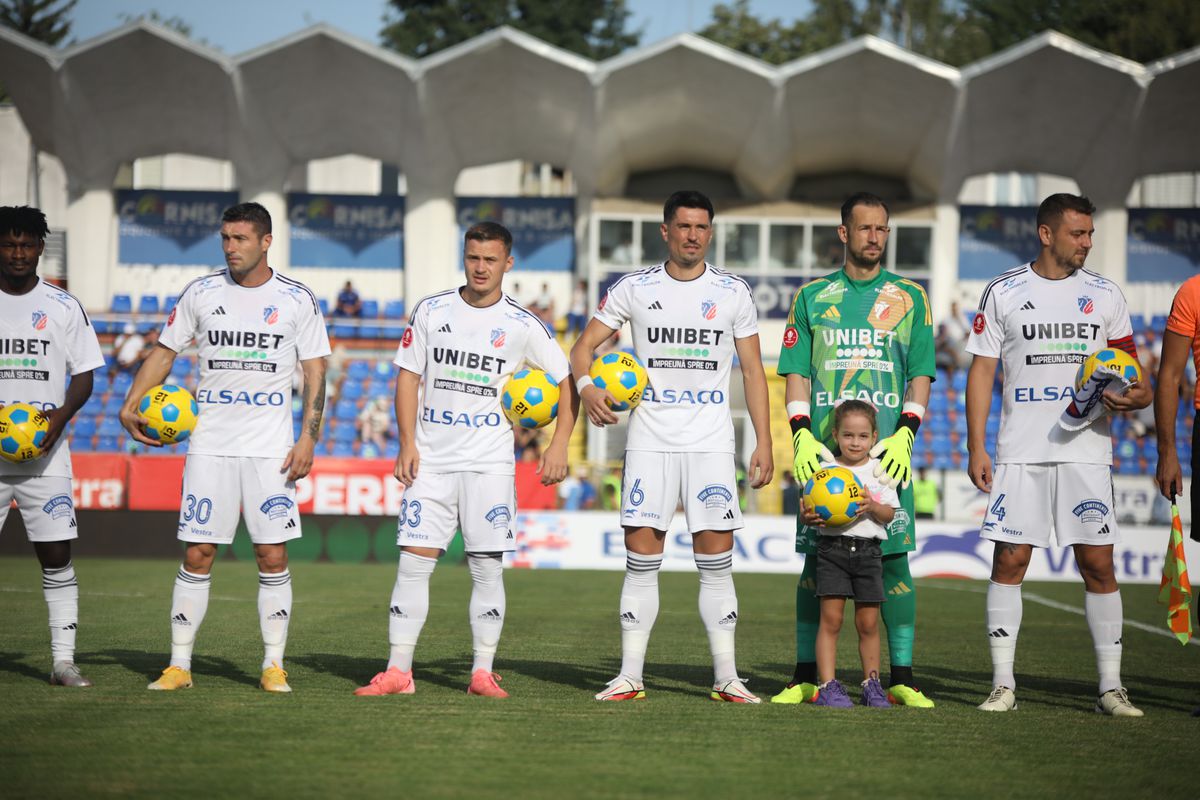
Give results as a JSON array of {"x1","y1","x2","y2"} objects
[
  {"x1": 813, "y1": 679, "x2": 853, "y2": 708},
  {"x1": 861, "y1": 677, "x2": 892, "y2": 708}
]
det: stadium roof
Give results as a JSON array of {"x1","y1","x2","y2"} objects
[{"x1": 1, "y1": 21, "x2": 1197, "y2": 202}]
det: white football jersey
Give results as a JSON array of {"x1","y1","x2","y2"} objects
[
  {"x1": 396, "y1": 288, "x2": 570, "y2": 475},
  {"x1": 159, "y1": 269, "x2": 331, "y2": 458},
  {"x1": 966, "y1": 263, "x2": 1134, "y2": 465},
  {"x1": 0, "y1": 278, "x2": 104, "y2": 478},
  {"x1": 594, "y1": 263, "x2": 758, "y2": 453}
]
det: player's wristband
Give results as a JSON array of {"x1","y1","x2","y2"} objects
[
  {"x1": 786, "y1": 401, "x2": 811, "y2": 418},
  {"x1": 575, "y1": 375, "x2": 595, "y2": 392},
  {"x1": 897, "y1": 402, "x2": 924, "y2": 435},
  {"x1": 789, "y1": 414, "x2": 811, "y2": 435}
]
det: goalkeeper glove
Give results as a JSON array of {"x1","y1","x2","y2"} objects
[
  {"x1": 790, "y1": 415, "x2": 833, "y2": 484},
  {"x1": 870, "y1": 412, "x2": 921, "y2": 489}
]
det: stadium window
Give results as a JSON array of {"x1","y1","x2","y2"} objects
[
  {"x1": 639, "y1": 220, "x2": 668, "y2": 265},
  {"x1": 810, "y1": 224, "x2": 843, "y2": 273},
  {"x1": 768, "y1": 223, "x2": 805, "y2": 270},
  {"x1": 893, "y1": 226, "x2": 932, "y2": 273},
  {"x1": 598, "y1": 219, "x2": 634, "y2": 265},
  {"x1": 720, "y1": 222, "x2": 760, "y2": 270}
]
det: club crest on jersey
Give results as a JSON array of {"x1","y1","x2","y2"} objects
[
  {"x1": 490, "y1": 328, "x2": 506, "y2": 348},
  {"x1": 701, "y1": 301, "x2": 717, "y2": 320},
  {"x1": 972, "y1": 313, "x2": 986, "y2": 334},
  {"x1": 597, "y1": 293, "x2": 608, "y2": 312},
  {"x1": 783, "y1": 326, "x2": 799, "y2": 348},
  {"x1": 263, "y1": 305, "x2": 280, "y2": 325},
  {"x1": 401, "y1": 327, "x2": 413, "y2": 348},
  {"x1": 872, "y1": 301, "x2": 891, "y2": 320},
  {"x1": 1077, "y1": 296, "x2": 1094, "y2": 314},
  {"x1": 31, "y1": 310, "x2": 47, "y2": 330},
  {"x1": 167, "y1": 307, "x2": 177, "y2": 326}
]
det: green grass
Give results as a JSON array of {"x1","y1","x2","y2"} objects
[{"x1": 1, "y1": 556, "x2": 1195, "y2": 799}]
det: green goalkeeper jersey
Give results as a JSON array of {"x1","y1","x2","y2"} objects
[{"x1": 778, "y1": 267, "x2": 936, "y2": 554}]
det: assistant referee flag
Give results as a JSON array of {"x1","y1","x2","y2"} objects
[{"x1": 1158, "y1": 505, "x2": 1193, "y2": 645}]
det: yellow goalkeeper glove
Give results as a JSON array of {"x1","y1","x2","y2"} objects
[
  {"x1": 869, "y1": 413, "x2": 920, "y2": 488},
  {"x1": 790, "y1": 416, "x2": 833, "y2": 484}
]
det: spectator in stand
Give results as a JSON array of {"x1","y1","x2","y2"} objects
[
  {"x1": 532, "y1": 281, "x2": 555, "y2": 331},
  {"x1": 934, "y1": 323, "x2": 961, "y2": 376},
  {"x1": 357, "y1": 395, "x2": 391, "y2": 453},
  {"x1": 335, "y1": 281, "x2": 362, "y2": 317},
  {"x1": 111, "y1": 323, "x2": 146, "y2": 376},
  {"x1": 566, "y1": 279, "x2": 588, "y2": 339},
  {"x1": 558, "y1": 466, "x2": 597, "y2": 511},
  {"x1": 944, "y1": 300, "x2": 970, "y2": 344}
]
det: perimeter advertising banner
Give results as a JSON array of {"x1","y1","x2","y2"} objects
[
  {"x1": 456, "y1": 197, "x2": 574, "y2": 271},
  {"x1": 1127, "y1": 208, "x2": 1200, "y2": 282},
  {"x1": 958, "y1": 205, "x2": 1038, "y2": 280},
  {"x1": 288, "y1": 193, "x2": 405, "y2": 269},
  {"x1": 116, "y1": 189, "x2": 238, "y2": 265}
]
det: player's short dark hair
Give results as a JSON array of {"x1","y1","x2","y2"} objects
[
  {"x1": 0, "y1": 205, "x2": 49, "y2": 241},
  {"x1": 663, "y1": 190, "x2": 715, "y2": 224},
  {"x1": 221, "y1": 202, "x2": 272, "y2": 236},
  {"x1": 840, "y1": 192, "x2": 889, "y2": 226},
  {"x1": 1036, "y1": 193, "x2": 1096, "y2": 229},
  {"x1": 464, "y1": 221, "x2": 513, "y2": 255},
  {"x1": 834, "y1": 399, "x2": 878, "y2": 433}
]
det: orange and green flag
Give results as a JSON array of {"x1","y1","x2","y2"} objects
[{"x1": 1157, "y1": 505, "x2": 1193, "y2": 645}]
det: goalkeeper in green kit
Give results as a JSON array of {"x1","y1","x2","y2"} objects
[{"x1": 774, "y1": 193, "x2": 936, "y2": 707}]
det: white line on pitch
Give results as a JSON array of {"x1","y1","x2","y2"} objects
[
  {"x1": 922, "y1": 579, "x2": 1199, "y2": 646},
  {"x1": 0, "y1": 586, "x2": 252, "y2": 603}
]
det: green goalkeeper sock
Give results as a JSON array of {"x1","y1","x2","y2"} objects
[
  {"x1": 881, "y1": 553, "x2": 916, "y2": 674},
  {"x1": 794, "y1": 558, "x2": 819, "y2": 666}
]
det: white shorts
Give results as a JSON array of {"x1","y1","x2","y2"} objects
[
  {"x1": 178, "y1": 455, "x2": 301, "y2": 545},
  {"x1": 981, "y1": 462, "x2": 1120, "y2": 548},
  {"x1": 0, "y1": 476, "x2": 77, "y2": 543},
  {"x1": 398, "y1": 472, "x2": 515, "y2": 553},
  {"x1": 620, "y1": 451, "x2": 743, "y2": 534}
]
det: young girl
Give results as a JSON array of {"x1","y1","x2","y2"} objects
[{"x1": 800, "y1": 399, "x2": 899, "y2": 709}]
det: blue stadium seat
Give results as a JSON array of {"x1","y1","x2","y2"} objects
[
  {"x1": 331, "y1": 441, "x2": 356, "y2": 457},
  {"x1": 138, "y1": 295, "x2": 160, "y2": 315},
  {"x1": 1151, "y1": 314, "x2": 1168, "y2": 333},
  {"x1": 951, "y1": 371, "x2": 968, "y2": 391},
  {"x1": 379, "y1": 324, "x2": 404, "y2": 339},
  {"x1": 332, "y1": 323, "x2": 356, "y2": 339},
  {"x1": 94, "y1": 436, "x2": 121, "y2": 453},
  {"x1": 111, "y1": 294, "x2": 132, "y2": 314},
  {"x1": 1129, "y1": 313, "x2": 1146, "y2": 333},
  {"x1": 383, "y1": 300, "x2": 406, "y2": 320},
  {"x1": 361, "y1": 299, "x2": 379, "y2": 318},
  {"x1": 384, "y1": 439, "x2": 400, "y2": 458},
  {"x1": 928, "y1": 393, "x2": 948, "y2": 412},
  {"x1": 163, "y1": 295, "x2": 179, "y2": 314},
  {"x1": 932, "y1": 453, "x2": 953, "y2": 470},
  {"x1": 98, "y1": 417, "x2": 124, "y2": 437},
  {"x1": 92, "y1": 372, "x2": 109, "y2": 393},
  {"x1": 318, "y1": 298, "x2": 330, "y2": 317},
  {"x1": 333, "y1": 424, "x2": 357, "y2": 443},
  {"x1": 367, "y1": 380, "x2": 391, "y2": 398},
  {"x1": 103, "y1": 395, "x2": 125, "y2": 415},
  {"x1": 930, "y1": 436, "x2": 953, "y2": 455},
  {"x1": 340, "y1": 381, "x2": 364, "y2": 401},
  {"x1": 1116, "y1": 459, "x2": 1141, "y2": 476},
  {"x1": 346, "y1": 360, "x2": 371, "y2": 381},
  {"x1": 360, "y1": 324, "x2": 380, "y2": 339},
  {"x1": 112, "y1": 372, "x2": 134, "y2": 393},
  {"x1": 82, "y1": 396, "x2": 104, "y2": 416},
  {"x1": 170, "y1": 358, "x2": 193, "y2": 379},
  {"x1": 92, "y1": 319, "x2": 112, "y2": 335},
  {"x1": 373, "y1": 361, "x2": 394, "y2": 379},
  {"x1": 934, "y1": 368, "x2": 949, "y2": 385},
  {"x1": 72, "y1": 417, "x2": 97, "y2": 439},
  {"x1": 334, "y1": 400, "x2": 358, "y2": 421}
]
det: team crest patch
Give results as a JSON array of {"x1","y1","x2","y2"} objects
[
  {"x1": 263, "y1": 305, "x2": 280, "y2": 325},
  {"x1": 597, "y1": 293, "x2": 608, "y2": 312},
  {"x1": 167, "y1": 307, "x2": 177, "y2": 326},
  {"x1": 972, "y1": 313, "x2": 986, "y2": 334},
  {"x1": 782, "y1": 326, "x2": 798, "y2": 348},
  {"x1": 1072, "y1": 499, "x2": 1108, "y2": 524},
  {"x1": 401, "y1": 327, "x2": 413, "y2": 348},
  {"x1": 701, "y1": 301, "x2": 717, "y2": 320},
  {"x1": 697, "y1": 484, "x2": 733, "y2": 510},
  {"x1": 42, "y1": 494, "x2": 74, "y2": 519},
  {"x1": 491, "y1": 328, "x2": 506, "y2": 348},
  {"x1": 32, "y1": 310, "x2": 48, "y2": 330},
  {"x1": 485, "y1": 504, "x2": 511, "y2": 530},
  {"x1": 1077, "y1": 296, "x2": 1094, "y2": 315},
  {"x1": 259, "y1": 494, "x2": 294, "y2": 520}
]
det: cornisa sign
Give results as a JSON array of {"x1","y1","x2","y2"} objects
[
  {"x1": 288, "y1": 193, "x2": 405, "y2": 269},
  {"x1": 457, "y1": 197, "x2": 574, "y2": 271}
]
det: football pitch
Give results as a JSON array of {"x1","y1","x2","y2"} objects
[{"x1": 1, "y1": 557, "x2": 1195, "y2": 799}]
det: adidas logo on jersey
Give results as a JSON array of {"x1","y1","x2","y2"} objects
[
  {"x1": 172, "y1": 613, "x2": 191, "y2": 626},
  {"x1": 619, "y1": 611, "x2": 638, "y2": 624},
  {"x1": 648, "y1": 301, "x2": 663, "y2": 310},
  {"x1": 267, "y1": 609, "x2": 289, "y2": 621},
  {"x1": 211, "y1": 306, "x2": 227, "y2": 315},
  {"x1": 820, "y1": 306, "x2": 841, "y2": 321},
  {"x1": 717, "y1": 611, "x2": 738, "y2": 626},
  {"x1": 723, "y1": 509, "x2": 735, "y2": 520},
  {"x1": 284, "y1": 519, "x2": 297, "y2": 529},
  {"x1": 477, "y1": 608, "x2": 502, "y2": 621},
  {"x1": 68, "y1": 518, "x2": 77, "y2": 529},
  {"x1": 988, "y1": 628, "x2": 1010, "y2": 638},
  {"x1": 438, "y1": 323, "x2": 452, "y2": 333},
  {"x1": 389, "y1": 605, "x2": 407, "y2": 619},
  {"x1": 1020, "y1": 301, "x2": 1036, "y2": 311},
  {"x1": 506, "y1": 530, "x2": 514, "y2": 539}
]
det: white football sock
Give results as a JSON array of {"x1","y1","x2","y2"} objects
[
  {"x1": 695, "y1": 550, "x2": 739, "y2": 684},
  {"x1": 618, "y1": 552, "x2": 662, "y2": 684},
  {"x1": 387, "y1": 551, "x2": 437, "y2": 672},
  {"x1": 42, "y1": 562, "x2": 78, "y2": 664},
  {"x1": 986, "y1": 580, "x2": 1022, "y2": 690},
  {"x1": 258, "y1": 570, "x2": 293, "y2": 671},
  {"x1": 1085, "y1": 590, "x2": 1124, "y2": 695},
  {"x1": 468, "y1": 553, "x2": 506, "y2": 674},
  {"x1": 170, "y1": 566, "x2": 211, "y2": 671}
]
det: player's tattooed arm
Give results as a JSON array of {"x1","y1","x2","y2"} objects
[
  {"x1": 283, "y1": 357, "x2": 326, "y2": 481},
  {"x1": 304, "y1": 369, "x2": 326, "y2": 441}
]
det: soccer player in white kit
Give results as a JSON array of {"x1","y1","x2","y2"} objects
[
  {"x1": 570, "y1": 191, "x2": 774, "y2": 703},
  {"x1": 354, "y1": 222, "x2": 576, "y2": 698},
  {"x1": 966, "y1": 194, "x2": 1151, "y2": 716},
  {"x1": 0, "y1": 206, "x2": 105, "y2": 688},
  {"x1": 120, "y1": 203, "x2": 330, "y2": 693}
]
